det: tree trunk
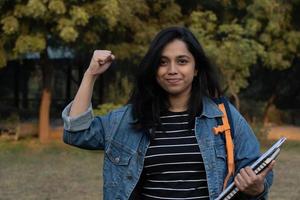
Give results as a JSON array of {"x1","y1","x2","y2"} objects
[
  {"x1": 228, "y1": 85, "x2": 240, "y2": 110},
  {"x1": 231, "y1": 92, "x2": 240, "y2": 110},
  {"x1": 263, "y1": 94, "x2": 276, "y2": 125},
  {"x1": 38, "y1": 55, "x2": 53, "y2": 143},
  {"x1": 39, "y1": 88, "x2": 51, "y2": 143}
]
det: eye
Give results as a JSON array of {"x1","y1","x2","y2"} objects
[
  {"x1": 178, "y1": 59, "x2": 188, "y2": 65},
  {"x1": 159, "y1": 59, "x2": 168, "y2": 66}
]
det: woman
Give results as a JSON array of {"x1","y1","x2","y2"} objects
[{"x1": 62, "y1": 27, "x2": 274, "y2": 200}]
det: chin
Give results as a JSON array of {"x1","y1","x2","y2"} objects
[{"x1": 166, "y1": 90, "x2": 183, "y2": 96}]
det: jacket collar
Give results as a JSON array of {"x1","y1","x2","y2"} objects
[
  {"x1": 200, "y1": 96, "x2": 223, "y2": 118},
  {"x1": 126, "y1": 96, "x2": 223, "y2": 123}
]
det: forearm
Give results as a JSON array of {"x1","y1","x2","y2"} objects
[{"x1": 69, "y1": 71, "x2": 98, "y2": 117}]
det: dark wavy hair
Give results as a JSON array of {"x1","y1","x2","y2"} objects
[{"x1": 128, "y1": 27, "x2": 221, "y2": 135}]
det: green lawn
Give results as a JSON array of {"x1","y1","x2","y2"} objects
[
  {"x1": 268, "y1": 141, "x2": 300, "y2": 200},
  {"x1": 0, "y1": 139, "x2": 103, "y2": 200},
  {"x1": 0, "y1": 139, "x2": 299, "y2": 200}
]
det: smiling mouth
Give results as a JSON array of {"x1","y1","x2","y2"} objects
[{"x1": 166, "y1": 79, "x2": 181, "y2": 84}]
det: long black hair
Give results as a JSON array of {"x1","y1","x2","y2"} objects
[{"x1": 128, "y1": 27, "x2": 221, "y2": 135}]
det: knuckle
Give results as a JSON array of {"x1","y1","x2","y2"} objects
[
  {"x1": 245, "y1": 166, "x2": 251, "y2": 171},
  {"x1": 250, "y1": 177, "x2": 256, "y2": 183},
  {"x1": 258, "y1": 176, "x2": 264, "y2": 182},
  {"x1": 239, "y1": 185, "x2": 245, "y2": 191}
]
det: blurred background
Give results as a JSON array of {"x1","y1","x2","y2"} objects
[{"x1": 0, "y1": 0, "x2": 299, "y2": 199}]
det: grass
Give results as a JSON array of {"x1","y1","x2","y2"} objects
[
  {"x1": 0, "y1": 138, "x2": 299, "y2": 200},
  {"x1": 267, "y1": 140, "x2": 300, "y2": 200},
  {"x1": 0, "y1": 139, "x2": 103, "y2": 200}
]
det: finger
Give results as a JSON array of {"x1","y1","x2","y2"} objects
[
  {"x1": 241, "y1": 167, "x2": 257, "y2": 185},
  {"x1": 110, "y1": 54, "x2": 115, "y2": 60},
  {"x1": 97, "y1": 54, "x2": 113, "y2": 65},
  {"x1": 94, "y1": 50, "x2": 111, "y2": 55},
  {"x1": 259, "y1": 160, "x2": 275, "y2": 178},
  {"x1": 235, "y1": 173, "x2": 246, "y2": 190},
  {"x1": 94, "y1": 50, "x2": 111, "y2": 59},
  {"x1": 103, "y1": 54, "x2": 113, "y2": 63},
  {"x1": 244, "y1": 166, "x2": 257, "y2": 179},
  {"x1": 240, "y1": 167, "x2": 254, "y2": 186},
  {"x1": 234, "y1": 177, "x2": 241, "y2": 189},
  {"x1": 102, "y1": 50, "x2": 111, "y2": 54},
  {"x1": 239, "y1": 168, "x2": 251, "y2": 180}
]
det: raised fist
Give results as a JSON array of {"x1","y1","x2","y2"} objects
[{"x1": 86, "y1": 50, "x2": 115, "y2": 76}]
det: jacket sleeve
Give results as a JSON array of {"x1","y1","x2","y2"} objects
[
  {"x1": 61, "y1": 101, "x2": 106, "y2": 150},
  {"x1": 229, "y1": 104, "x2": 273, "y2": 200}
]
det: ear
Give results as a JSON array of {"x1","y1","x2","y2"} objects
[{"x1": 194, "y1": 69, "x2": 198, "y2": 77}]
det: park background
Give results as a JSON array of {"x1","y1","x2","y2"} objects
[{"x1": 0, "y1": 0, "x2": 299, "y2": 199}]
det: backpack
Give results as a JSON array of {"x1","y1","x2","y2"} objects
[{"x1": 213, "y1": 97, "x2": 235, "y2": 190}]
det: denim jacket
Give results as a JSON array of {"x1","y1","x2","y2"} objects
[{"x1": 62, "y1": 97, "x2": 273, "y2": 200}]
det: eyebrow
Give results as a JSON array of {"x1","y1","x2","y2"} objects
[
  {"x1": 177, "y1": 55, "x2": 190, "y2": 59},
  {"x1": 160, "y1": 55, "x2": 191, "y2": 59}
]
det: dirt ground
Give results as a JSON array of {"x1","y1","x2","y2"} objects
[
  {"x1": 268, "y1": 125, "x2": 300, "y2": 141},
  {"x1": 268, "y1": 142, "x2": 300, "y2": 200}
]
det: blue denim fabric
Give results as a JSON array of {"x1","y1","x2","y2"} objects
[{"x1": 62, "y1": 97, "x2": 273, "y2": 200}]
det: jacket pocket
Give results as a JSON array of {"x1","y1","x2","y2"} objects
[
  {"x1": 106, "y1": 140, "x2": 134, "y2": 165},
  {"x1": 215, "y1": 143, "x2": 226, "y2": 160},
  {"x1": 214, "y1": 142, "x2": 227, "y2": 189}
]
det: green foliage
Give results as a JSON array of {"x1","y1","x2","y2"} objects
[
  {"x1": 104, "y1": 71, "x2": 133, "y2": 104},
  {"x1": 189, "y1": 0, "x2": 300, "y2": 96},
  {"x1": 0, "y1": 0, "x2": 183, "y2": 65},
  {"x1": 93, "y1": 103, "x2": 122, "y2": 116},
  {"x1": 24, "y1": 0, "x2": 47, "y2": 19},
  {"x1": 48, "y1": 0, "x2": 66, "y2": 14},
  {"x1": 13, "y1": 34, "x2": 46, "y2": 55},
  {"x1": 0, "y1": 0, "x2": 299, "y2": 107},
  {"x1": 0, "y1": 0, "x2": 95, "y2": 65},
  {"x1": 244, "y1": 19, "x2": 262, "y2": 36},
  {"x1": 102, "y1": 0, "x2": 183, "y2": 62},
  {"x1": 59, "y1": 26, "x2": 78, "y2": 42},
  {"x1": 101, "y1": 0, "x2": 120, "y2": 29},
  {"x1": 1, "y1": 16, "x2": 19, "y2": 35},
  {"x1": 245, "y1": 0, "x2": 299, "y2": 70},
  {"x1": 190, "y1": 11, "x2": 261, "y2": 95},
  {"x1": 70, "y1": 6, "x2": 89, "y2": 26}
]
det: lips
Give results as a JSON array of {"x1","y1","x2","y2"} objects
[{"x1": 166, "y1": 78, "x2": 181, "y2": 84}]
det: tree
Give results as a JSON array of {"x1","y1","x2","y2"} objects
[
  {"x1": 187, "y1": 0, "x2": 300, "y2": 109},
  {"x1": 1, "y1": 0, "x2": 299, "y2": 142},
  {"x1": 0, "y1": 0, "x2": 183, "y2": 142},
  {"x1": 0, "y1": 0, "x2": 93, "y2": 142}
]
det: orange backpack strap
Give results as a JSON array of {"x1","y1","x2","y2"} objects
[{"x1": 212, "y1": 98, "x2": 235, "y2": 190}]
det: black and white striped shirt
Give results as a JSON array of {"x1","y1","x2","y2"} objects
[{"x1": 140, "y1": 111, "x2": 209, "y2": 199}]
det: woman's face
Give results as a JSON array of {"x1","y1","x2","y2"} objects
[{"x1": 156, "y1": 39, "x2": 197, "y2": 98}]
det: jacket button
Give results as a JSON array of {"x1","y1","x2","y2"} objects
[
  {"x1": 127, "y1": 175, "x2": 133, "y2": 180},
  {"x1": 115, "y1": 157, "x2": 120, "y2": 163}
]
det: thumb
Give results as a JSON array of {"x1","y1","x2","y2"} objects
[{"x1": 259, "y1": 160, "x2": 275, "y2": 178}]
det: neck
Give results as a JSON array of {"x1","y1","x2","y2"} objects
[{"x1": 168, "y1": 91, "x2": 191, "y2": 112}]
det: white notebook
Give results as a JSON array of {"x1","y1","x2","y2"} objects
[{"x1": 215, "y1": 137, "x2": 287, "y2": 200}]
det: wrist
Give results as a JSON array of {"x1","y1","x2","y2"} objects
[{"x1": 84, "y1": 70, "x2": 98, "y2": 82}]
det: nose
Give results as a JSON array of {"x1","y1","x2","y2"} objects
[{"x1": 167, "y1": 62, "x2": 178, "y2": 75}]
